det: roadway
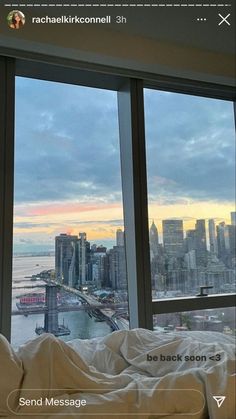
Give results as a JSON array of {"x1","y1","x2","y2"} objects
[{"x1": 11, "y1": 302, "x2": 128, "y2": 316}]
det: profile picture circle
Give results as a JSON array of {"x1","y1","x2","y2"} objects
[{"x1": 7, "y1": 10, "x2": 25, "y2": 29}]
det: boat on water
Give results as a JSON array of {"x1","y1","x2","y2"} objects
[
  {"x1": 16, "y1": 292, "x2": 61, "y2": 310},
  {"x1": 16, "y1": 293, "x2": 45, "y2": 309}
]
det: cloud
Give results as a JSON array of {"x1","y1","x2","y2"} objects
[
  {"x1": 24, "y1": 202, "x2": 121, "y2": 217},
  {"x1": 144, "y1": 90, "x2": 235, "y2": 203},
  {"x1": 19, "y1": 238, "x2": 34, "y2": 244},
  {"x1": 14, "y1": 222, "x2": 56, "y2": 229},
  {"x1": 15, "y1": 78, "x2": 122, "y2": 204},
  {"x1": 14, "y1": 79, "x2": 235, "y2": 210},
  {"x1": 14, "y1": 219, "x2": 124, "y2": 230},
  {"x1": 71, "y1": 219, "x2": 124, "y2": 226}
]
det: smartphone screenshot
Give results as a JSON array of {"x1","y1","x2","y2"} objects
[{"x1": 0, "y1": 0, "x2": 235, "y2": 418}]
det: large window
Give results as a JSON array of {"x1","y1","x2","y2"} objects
[
  {"x1": 145, "y1": 90, "x2": 235, "y2": 299},
  {"x1": 145, "y1": 89, "x2": 235, "y2": 334},
  {"x1": 0, "y1": 56, "x2": 235, "y2": 342},
  {"x1": 11, "y1": 77, "x2": 129, "y2": 347}
]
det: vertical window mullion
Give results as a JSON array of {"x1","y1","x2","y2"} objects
[
  {"x1": 234, "y1": 101, "x2": 236, "y2": 127},
  {"x1": 118, "y1": 79, "x2": 153, "y2": 330},
  {"x1": 0, "y1": 57, "x2": 15, "y2": 340}
]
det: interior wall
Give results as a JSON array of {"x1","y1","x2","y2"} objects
[{"x1": 0, "y1": 5, "x2": 235, "y2": 86}]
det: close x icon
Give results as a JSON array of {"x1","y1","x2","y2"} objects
[{"x1": 218, "y1": 13, "x2": 231, "y2": 26}]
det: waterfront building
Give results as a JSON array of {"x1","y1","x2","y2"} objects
[
  {"x1": 78, "y1": 232, "x2": 91, "y2": 286},
  {"x1": 55, "y1": 233, "x2": 79, "y2": 286},
  {"x1": 55, "y1": 232, "x2": 91, "y2": 288}
]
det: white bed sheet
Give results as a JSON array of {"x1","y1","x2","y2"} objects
[{"x1": 0, "y1": 329, "x2": 235, "y2": 418}]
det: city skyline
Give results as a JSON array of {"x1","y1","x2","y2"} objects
[
  {"x1": 52, "y1": 211, "x2": 235, "y2": 296},
  {"x1": 14, "y1": 205, "x2": 234, "y2": 251},
  {"x1": 14, "y1": 212, "x2": 235, "y2": 255}
]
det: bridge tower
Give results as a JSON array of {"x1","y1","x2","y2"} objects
[
  {"x1": 44, "y1": 283, "x2": 59, "y2": 333},
  {"x1": 35, "y1": 283, "x2": 70, "y2": 337}
]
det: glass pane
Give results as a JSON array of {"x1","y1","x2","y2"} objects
[
  {"x1": 153, "y1": 307, "x2": 235, "y2": 334},
  {"x1": 145, "y1": 90, "x2": 235, "y2": 299},
  {"x1": 11, "y1": 77, "x2": 129, "y2": 348}
]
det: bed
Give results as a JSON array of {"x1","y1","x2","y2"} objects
[{"x1": 0, "y1": 329, "x2": 235, "y2": 418}]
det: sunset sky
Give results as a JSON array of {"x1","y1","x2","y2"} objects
[{"x1": 13, "y1": 78, "x2": 235, "y2": 253}]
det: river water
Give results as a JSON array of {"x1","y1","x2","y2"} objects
[{"x1": 11, "y1": 256, "x2": 112, "y2": 348}]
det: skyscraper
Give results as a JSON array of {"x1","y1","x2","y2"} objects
[
  {"x1": 90, "y1": 245, "x2": 107, "y2": 288},
  {"x1": 231, "y1": 212, "x2": 236, "y2": 226},
  {"x1": 184, "y1": 250, "x2": 196, "y2": 269},
  {"x1": 217, "y1": 222, "x2": 228, "y2": 261},
  {"x1": 162, "y1": 220, "x2": 184, "y2": 259},
  {"x1": 184, "y1": 230, "x2": 197, "y2": 270},
  {"x1": 185, "y1": 229, "x2": 196, "y2": 252},
  {"x1": 55, "y1": 233, "x2": 79, "y2": 286},
  {"x1": 116, "y1": 229, "x2": 124, "y2": 247},
  {"x1": 195, "y1": 219, "x2": 207, "y2": 267},
  {"x1": 208, "y1": 219, "x2": 218, "y2": 255},
  {"x1": 109, "y1": 245, "x2": 127, "y2": 290},
  {"x1": 228, "y1": 225, "x2": 236, "y2": 260},
  {"x1": 78, "y1": 232, "x2": 90, "y2": 286},
  {"x1": 149, "y1": 221, "x2": 159, "y2": 260}
]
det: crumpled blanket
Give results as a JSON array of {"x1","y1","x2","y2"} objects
[{"x1": 0, "y1": 329, "x2": 235, "y2": 419}]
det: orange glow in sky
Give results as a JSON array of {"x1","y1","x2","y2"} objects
[{"x1": 14, "y1": 198, "x2": 234, "y2": 245}]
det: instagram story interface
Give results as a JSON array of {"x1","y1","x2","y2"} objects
[{"x1": 0, "y1": 0, "x2": 235, "y2": 418}]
